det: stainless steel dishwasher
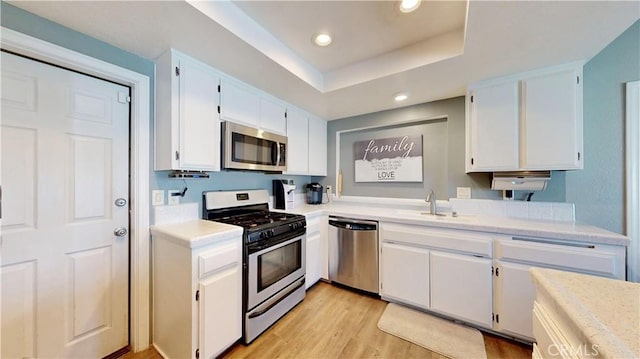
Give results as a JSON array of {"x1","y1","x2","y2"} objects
[{"x1": 328, "y1": 216, "x2": 379, "y2": 294}]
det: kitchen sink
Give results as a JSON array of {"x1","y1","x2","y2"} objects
[{"x1": 392, "y1": 209, "x2": 477, "y2": 223}]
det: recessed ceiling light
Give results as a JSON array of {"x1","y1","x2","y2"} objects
[
  {"x1": 399, "y1": 0, "x2": 421, "y2": 13},
  {"x1": 394, "y1": 93, "x2": 409, "y2": 102},
  {"x1": 313, "y1": 33, "x2": 333, "y2": 47}
]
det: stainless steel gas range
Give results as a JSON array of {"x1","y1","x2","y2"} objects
[{"x1": 203, "y1": 189, "x2": 306, "y2": 344}]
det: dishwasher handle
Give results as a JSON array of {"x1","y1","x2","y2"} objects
[{"x1": 328, "y1": 217, "x2": 377, "y2": 231}]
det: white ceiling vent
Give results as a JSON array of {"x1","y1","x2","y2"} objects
[{"x1": 491, "y1": 171, "x2": 551, "y2": 191}]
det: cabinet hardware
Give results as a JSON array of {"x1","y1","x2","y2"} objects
[
  {"x1": 175, "y1": 151, "x2": 180, "y2": 161},
  {"x1": 175, "y1": 66, "x2": 180, "y2": 76},
  {"x1": 471, "y1": 158, "x2": 474, "y2": 165},
  {"x1": 496, "y1": 314, "x2": 500, "y2": 323},
  {"x1": 470, "y1": 95, "x2": 474, "y2": 103},
  {"x1": 285, "y1": 110, "x2": 288, "y2": 119},
  {"x1": 492, "y1": 313, "x2": 495, "y2": 322},
  {"x1": 577, "y1": 76, "x2": 580, "y2": 84},
  {"x1": 491, "y1": 266, "x2": 494, "y2": 275},
  {"x1": 578, "y1": 152, "x2": 581, "y2": 161},
  {"x1": 512, "y1": 236, "x2": 595, "y2": 249},
  {"x1": 195, "y1": 349, "x2": 199, "y2": 359},
  {"x1": 218, "y1": 84, "x2": 221, "y2": 92},
  {"x1": 195, "y1": 290, "x2": 199, "y2": 301},
  {"x1": 495, "y1": 267, "x2": 500, "y2": 277},
  {"x1": 217, "y1": 105, "x2": 221, "y2": 114}
]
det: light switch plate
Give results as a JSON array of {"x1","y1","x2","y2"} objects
[
  {"x1": 151, "y1": 190, "x2": 164, "y2": 206},
  {"x1": 168, "y1": 190, "x2": 181, "y2": 205},
  {"x1": 457, "y1": 187, "x2": 472, "y2": 199}
]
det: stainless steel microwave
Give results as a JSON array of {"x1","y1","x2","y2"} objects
[{"x1": 222, "y1": 121, "x2": 287, "y2": 172}]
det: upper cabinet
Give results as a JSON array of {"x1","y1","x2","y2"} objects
[
  {"x1": 155, "y1": 49, "x2": 221, "y2": 171},
  {"x1": 285, "y1": 109, "x2": 327, "y2": 176},
  {"x1": 219, "y1": 80, "x2": 287, "y2": 135},
  {"x1": 466, "y1": 63, "x2": 583, "y2": 173}
]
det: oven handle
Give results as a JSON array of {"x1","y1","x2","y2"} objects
[{"x1": 247, "y1": 277, "x2": 306, "y2": 319}]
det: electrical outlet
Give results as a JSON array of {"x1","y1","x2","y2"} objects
[
  {"x1": 168, "y1": 190, "x2": 181, "y2": 205},
  {"x1": 456, "y1": 187, "x2": 472, "y2": 199},
  {"x1": 325, "y1": 185, "x2": 332, "y2": 192},
  {"x1": 151, "y1": 190, "x2": 164, "y2": 206}
]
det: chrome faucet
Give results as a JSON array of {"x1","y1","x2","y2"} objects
[{"x1": 425, "y1": 189, "x2": 437, "y2": 215}]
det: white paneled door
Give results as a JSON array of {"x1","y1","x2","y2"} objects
[{"x1": 1, "y1": 51, "x2": 130, "y2": 358}]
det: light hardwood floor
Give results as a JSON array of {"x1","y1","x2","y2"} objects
[{"x1": 124, "y1": 281, "x2": 532, "y2": 359}]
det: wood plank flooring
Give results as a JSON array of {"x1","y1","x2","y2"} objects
[{"x1": 125, "y1": 281, "x2": 532, "y2": 359}]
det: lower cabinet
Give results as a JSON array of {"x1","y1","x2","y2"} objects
[
  {"x1": 492, "y1": 237, "x2": 626, "y2": 341},
  {"x1": 305, "y1": 214, "x2": 328, "y2": 289},
  {"x1": 430, "y1": 251, "x2": 493, "y2": 328},
  {"x1": 152, "y1": 233, "x2": 242, "y2": 359},
  {"x1": 380, "y1": 242, "x2": 430, "y2": 309}
]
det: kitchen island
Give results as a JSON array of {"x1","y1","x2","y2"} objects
[{"x1": 530, "y1": 268, "x2": 640, "y2": 359}]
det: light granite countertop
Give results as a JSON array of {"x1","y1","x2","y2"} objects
[
  {"x1": 282, "y1": 203, "x2": 629, "y2": 247},
  {"x1": 530, "y1": 268, "x2": 640, "y2": 359}
]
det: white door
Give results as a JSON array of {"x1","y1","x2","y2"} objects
[
  {"x1": 493, "y1": 261, "x2": 536, "y2": 340},
  {"x1": 380, "y1": 242, "x2": 430, "y2": 309},
  {"x1": 1, "y1": 52, "x2": 130, "y2": 358},
  {"x1": 429, "y1": 251, "x2": 492, "y2": 328}
]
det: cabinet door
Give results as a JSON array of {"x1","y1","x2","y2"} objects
[
  {"x1": 521, "y1": 68, "x2": 582, "y2": 170},
  {"x1": 308, "y1": 116, "x2": 327, "y2": 176},
  {"x1": 468, "y1": 82, "x2": 519, "y2": 171},
  {"x1": 493, "y1": 261, "x2": 535, "y2": 340},
  {"x1": 430, "y1": 251, "x2": 492, "y2": 328},
  {"x1": 177, "y1": 58, "x2": 220, "y2": 171},
  {"x1": 199, "y1": 266, "x2": 241, "y2": 359},
  {"x1": 380, "y1": 242, "x2": 429, "y2": 309},
  {"x1": 305, "y1": 232, "x2": 322, "y2": 289},
  {"x1": 285, "y1": 109, "x2": 309, "y2": 174},
  {"x1": 219, "y1": 80, "x2": 259, "y2": 128},
  {"x1": 260, "y1": 98, "x2": 286, "y2": 135}
]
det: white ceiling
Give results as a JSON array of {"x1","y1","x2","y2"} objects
[{"x1": 8, "y1": 1, "x2": 639, "y2": 121}]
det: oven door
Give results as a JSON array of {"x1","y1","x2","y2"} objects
[
  {"x1": 247, "y1": 234, "x2": 305, "y2": 310},
  {"x1": 223, "y1": 121, "x2": 287, "y2": 172}
]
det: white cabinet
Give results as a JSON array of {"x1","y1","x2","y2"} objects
[
  {"x1": 430, "y1": 251, "x2": 493, "y2": 328},
  {"x1": 285, "y1": 108, "x2": 310, "y2": 175},
  {"x1": 284, "y1": 109, "x2": 327, "y2": 176},
  {"x1": 380, "y1": 242, "x2": 430, "y2": 309},
  {"x1": 260, "y1": 98, "x2": 287, "y2": 135},
  {"x1": 308, "y1": 115, "x2": 328, "y2": 176},
  {"x1": 152, "y1": 233, "x2": 242, "y2": 359},
  {"x1": 466, "y1": 62, "x2": 583, "y2": 172},
  {"x1": 155, "y1": 49, "x2": 220, "y2": 171},
  {"x1": 219, "y1": 79, "x2": 260, "y2": 128},
  {"x1": 493, "y1": 237, "x2": 625, "y2": 341},
  {"x1": 305, "y1": 215, "x2": 326, "y2": 289},
  {"x1": 379, "y1": 223, "x2": 493, "y2": 315}
]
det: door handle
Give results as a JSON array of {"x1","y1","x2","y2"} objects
[{"x1": 114, "y1": 227, "x2": 128, "y2": 237}]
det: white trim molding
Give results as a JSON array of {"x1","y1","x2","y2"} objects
[
  {"x1": 1, "y1": 27, "x2": 152, "y2": 351},
  {"x1": 626, "y1": 81, "x2": 640, "y2": 282}
]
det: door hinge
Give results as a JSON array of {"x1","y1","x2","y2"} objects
[
  {"x1": 285, "y1": 110, "x2": 288, "y2": 119},
  {"x1": 496, "y1": 314, "x2": 500, "y2": 323},
  {"x1": 175, "y1": 151, "x2": 180, "y2": 161},
  {"x1": 117, "y1": 92, "x2": 130, "y2": 104},
  {"x1": 195, "y1": 290, "x2": 200, "y2": 301},
  {"x1": 578, "y1": 152, "x2": 581, "y2": 161},
  {"x1": 195, "y1": 348, "x2": 200, "y2": 359},
  {"x1": 470, "y1": 95, "x2": 474, "y2": 103},
  {"x1": 577, "y1": 76, "x2": 580, "y2": 84},
  {"x1": 218, "y1": 84, "x2": 221, "y2": 93},
  {"x1": 471, "y1": 158, "x2": 474, "y2": 166},
  {"x1": 495, "y1": 267, "x2": 499, "y2": 277},
  {"x1": 491, "y1": 266, "x2": 494, "y2": 276},
  {"x1": 175, "y1": 66, "x2": 180, "y2": 76},
  {"x1": 380, "y1": 283, "x2": 383, "y2": 290},
  {"x1": 492, "y1": 312, "x2": 495, "y2": 322},
  {"x1": 217, "y1": 105, "x2": 221, "y2": 114}
]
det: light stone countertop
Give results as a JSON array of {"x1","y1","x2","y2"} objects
[
  {"x1": 150, "y1": 220, "x2": 243, "y2": 249},
  {"x1": 281, "y1": 203, "x2": 629, "y2": 247},
  {"x1": 530, "y1": 268, "x2": 640, "y2": 359}
]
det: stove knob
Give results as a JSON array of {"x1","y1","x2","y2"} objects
[
  {"x1": 267, "y1": 229, "x2": 275, "y2": 237},
  {"x1": 260, "y1": 232, "x2": 267, "y2": 239}
]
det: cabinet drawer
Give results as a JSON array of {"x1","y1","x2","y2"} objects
[
  {"x1": 199, "y1": 242, "x2": 240, "y2": 278},
  {"x1": 495, "y1": 238, "x2": 618, "y2": 277},
  {"x1": 381, "y1": 223, "x2": 492, "y2": 257}
]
